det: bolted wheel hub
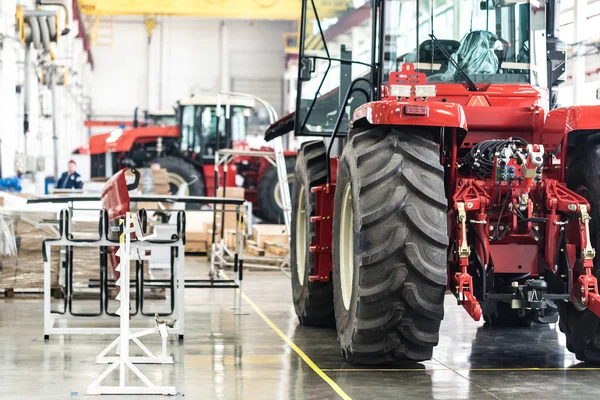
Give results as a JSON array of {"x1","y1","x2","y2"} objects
[{"x1": 167, "y1": 172, "x2": 190, "y2": 196}]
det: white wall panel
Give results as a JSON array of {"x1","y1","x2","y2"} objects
[{"x1": 90, "y1": 17, "x2": 293, "y2": 117}]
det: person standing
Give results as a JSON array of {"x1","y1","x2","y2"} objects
[{"x1": 56, "y1": 160, "x2": 83, "y2": 189}]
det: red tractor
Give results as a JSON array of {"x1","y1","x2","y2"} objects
[
  {"x1": 268, "y1": 0, "x2": 600, "y2": 364},
  {"x1": 87, "y1": 95, "x2": 295, "y2": 221}
]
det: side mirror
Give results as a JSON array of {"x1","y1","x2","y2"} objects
[{"x1": 300, "y1": 57, "x2": 313, "y2": 82}]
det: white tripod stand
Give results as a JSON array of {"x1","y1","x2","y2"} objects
[{"x1": 87, "y1": 212, "x2": 177, "y2": 395}]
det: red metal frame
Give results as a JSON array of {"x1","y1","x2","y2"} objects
[
  {"x1": 89, "y1": 126, "x2": 179, "y2": 155},
  {"x1": 88, "y1": 124, "x2": 297, "y2": 210},
  {"x1": 84, "y1": 120, "x2": 135, "y2": 128},
  {"x1": 338, "y1": 66, "x2": 600, "y2": 321},
  {"x1": 308, "y1": 158, "x2": 339, "y2": 283},
  {"x1": 101, "y1": 169, "x2": 132, "y2": 282}
]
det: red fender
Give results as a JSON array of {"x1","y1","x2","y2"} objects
[
  {"x1": 89, "y1": 126, "x2": 179, "y2": 155},
  {"x1": 545, "y1": 105, "x2": 600, "y2": 147},
  {"x1": 351, "y1": 99, "x2": 468, "y2": 132}
]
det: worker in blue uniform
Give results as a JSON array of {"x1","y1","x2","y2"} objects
[{"x1": 56, "y1": 160, "x2": 83, "y2": 189}]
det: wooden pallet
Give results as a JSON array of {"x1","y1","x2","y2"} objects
[{"x1": 2, "y1": 286, "x2": 63, "y2": 298}]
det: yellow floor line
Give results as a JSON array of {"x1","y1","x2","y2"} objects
[
  {"x1": 221, "y1": 272, "x2": 352, "y2": 400},
  {"x1": 321, "y1": 367, "x2": 600, "y2": 372}
]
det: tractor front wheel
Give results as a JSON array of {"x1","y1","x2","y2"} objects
[
  {"x1": 257, "y1": 158, "x2": 295, "y2": 224},
  {"x1": 560, "y1": 140, "x2": 600, "y2": 363},
  {"x1": 291, "y1": 141, "x2": 334, "y2": 326},
  {"x1": 332, "y1": 126, "x2": 448, "y2": 364},
  {"x1": 156, "y1": 157, "x2": 205, "y2": 209}
]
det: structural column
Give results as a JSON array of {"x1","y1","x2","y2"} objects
[
  {"x1": 219, "y1": 21, "x2": 231, "y2": 93},
  {"x1": 0, "y1": 0, "x2": 18, "y2": 176},
  {"x1": 572, "y1": 0, "x2": 587, "y2": 103}
]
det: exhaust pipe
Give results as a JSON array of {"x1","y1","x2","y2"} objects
[
  {"x1": 24, "y1": 14, "x2": 42, "y2": 49},
  {"x1": 38, "y1": 0, "x2": 71, "y2": 36},
  {"x1": 38, "y1": 16, "x2": 51, "y2": 52}
]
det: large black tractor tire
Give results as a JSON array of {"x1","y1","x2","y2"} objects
[
  {"x1": 291, "y1": 141, "x2": 335, "y2": 326},
  {"x1": 332, "y1": 126, "x2": 448, "y2": 364},
  {"x1": 257, "y1": 157, "x2": 295, "y2": 224},
  {"x1": 156, "y1": 156, "x2": 205, "y2": 210},
  {"x1": 559, "y1": 139, "x2": 600, "y2": 363}
]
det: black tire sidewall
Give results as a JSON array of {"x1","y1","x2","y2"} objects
[
  {"x1": 156, "y1": 156, "x2": 205, "y2": 196},
  {"x1": 258, "y1": 158, "x2": 295, "y2": 224},
  {"x1": 561, "y1": 140, "x2": 600, "y2": 361},
  {"x1": 332, "y1": 153, "x2": 360, "y2": 348}
]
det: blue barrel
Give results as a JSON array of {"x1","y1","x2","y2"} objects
[{"x1": 44, "y1": 177, "x2": 56, "y2": 194}]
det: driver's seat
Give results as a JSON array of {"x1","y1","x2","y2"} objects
[{"x1": 428, "y1": 31, "x2": 499, "y2": 82}]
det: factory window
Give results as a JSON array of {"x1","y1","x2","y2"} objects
[
  {"x1": 180, "y1": 105, "x2": 196, "y2": 152},
  {"x1": 296, "y1": 0, "x2": 373, "y2": 135}
]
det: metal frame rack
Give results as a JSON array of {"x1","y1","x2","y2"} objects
[
  {"x1": 87, "y1": 211, "x2": 177, "y2": 396},
  {"x1": 211, "y1": 92, "x2": 292, "y2": 274},
  {"x1": 28, "y1": 194, "x2": 246, "y2": 339}
]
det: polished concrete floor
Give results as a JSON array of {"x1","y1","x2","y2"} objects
[{"x1": 0, "y1": 256, "x2": 599, "y2": 399}]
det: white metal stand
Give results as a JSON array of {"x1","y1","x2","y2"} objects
[
  {"x1": 213, "y1": 92, "x2": 292, "y2": 276},
  {"x1": 87, "y1": 213, "x2": 176, "y2": 396},
  {"x1": 42, "y1": 210, "x2": 186, "y2": 337}
]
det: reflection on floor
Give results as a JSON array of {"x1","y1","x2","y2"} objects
[{"x1": 0, "y1": 256, "x2": 598, "y2": 400}]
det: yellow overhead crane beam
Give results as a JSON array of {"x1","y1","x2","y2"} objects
[{"x1": 78, "y1": 0, "x2": 351, "y2": 20}]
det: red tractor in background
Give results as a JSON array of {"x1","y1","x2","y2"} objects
[
  {"x1": 267, "y1": 0, "x2": 600, "y2": 364},
  {"x1": 86, "y1": 95, "x2": 295, "y2": 221},
  {"x1": 80, "y1": 108, "x2": 177, "y2": 130}
]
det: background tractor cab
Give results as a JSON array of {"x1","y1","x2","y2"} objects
[
  {"x1": 176, "y1": 96, "x2": 255, "y2": 165},
  {"x1": 88, "y1": 94, "x2": 295, "y2": 222}
]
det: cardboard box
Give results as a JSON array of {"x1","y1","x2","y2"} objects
[
  {"x1": 216, "y1": 187, "x2": 245, "y2": 199},
  {"x1": 0, "y1": 247, "x2": 61, "y2": 289},
  {"x1": 137, "y1": 201, "x2": 172, "y2": 211},
  {"x1": 264, "y1": 240, "x2": 289, "y2": 256},
  {"x1": 185, "y1": 241, "x2": 208, "y2": 253},
  {"x1": 252, "y1": 224, "x2": 288, "y2": 248},
  {"x1": 12, "y1": 193, "x2": 37, "y2": 199},
  {"x1": 151, "y1": 169, "x2": 170, "y2": 186},
  {"x1": 216, "y1": 212, "x2": 240, "y2": 231},
  {"x1": 186, "y1": 211, "x2": 214, "y2": 232},
  {"x1": 207, "y1": 229, "x2": 214, "y2": 246},
  {"x1": 187, "y1": 231, "x2": 207, "y2": 242},
  {"x1": 226, "y1": 229, "x2": 242, "y2": 249}
]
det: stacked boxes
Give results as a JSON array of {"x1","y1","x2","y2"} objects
[
  {"x1": 0, "y1": 211, "x2": 61, "y2": 290},
  {"x1": 185, "y1": 186, "x2": 245, "y2": 253}
]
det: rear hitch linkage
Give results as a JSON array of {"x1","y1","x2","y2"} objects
[
  {"x1": 454, "y1": 201, "x2": 483, "y2": 321},
  {"x1": 576, "y1": 205, "x2": 600, "y2": 315}
]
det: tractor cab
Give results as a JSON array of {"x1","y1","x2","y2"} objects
[
  {"x1": 284, "y1": 0, "x2": 600, "y2": 367},
  {"x1": 294, "y1": 0, "x2": 564, "y2": 139},
  {"x1": 393, "y1": 0, "x2": 534, "y2": 85},
  {"x1": 176, "y1": 96, "x2": 255, "y2": 164}
]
